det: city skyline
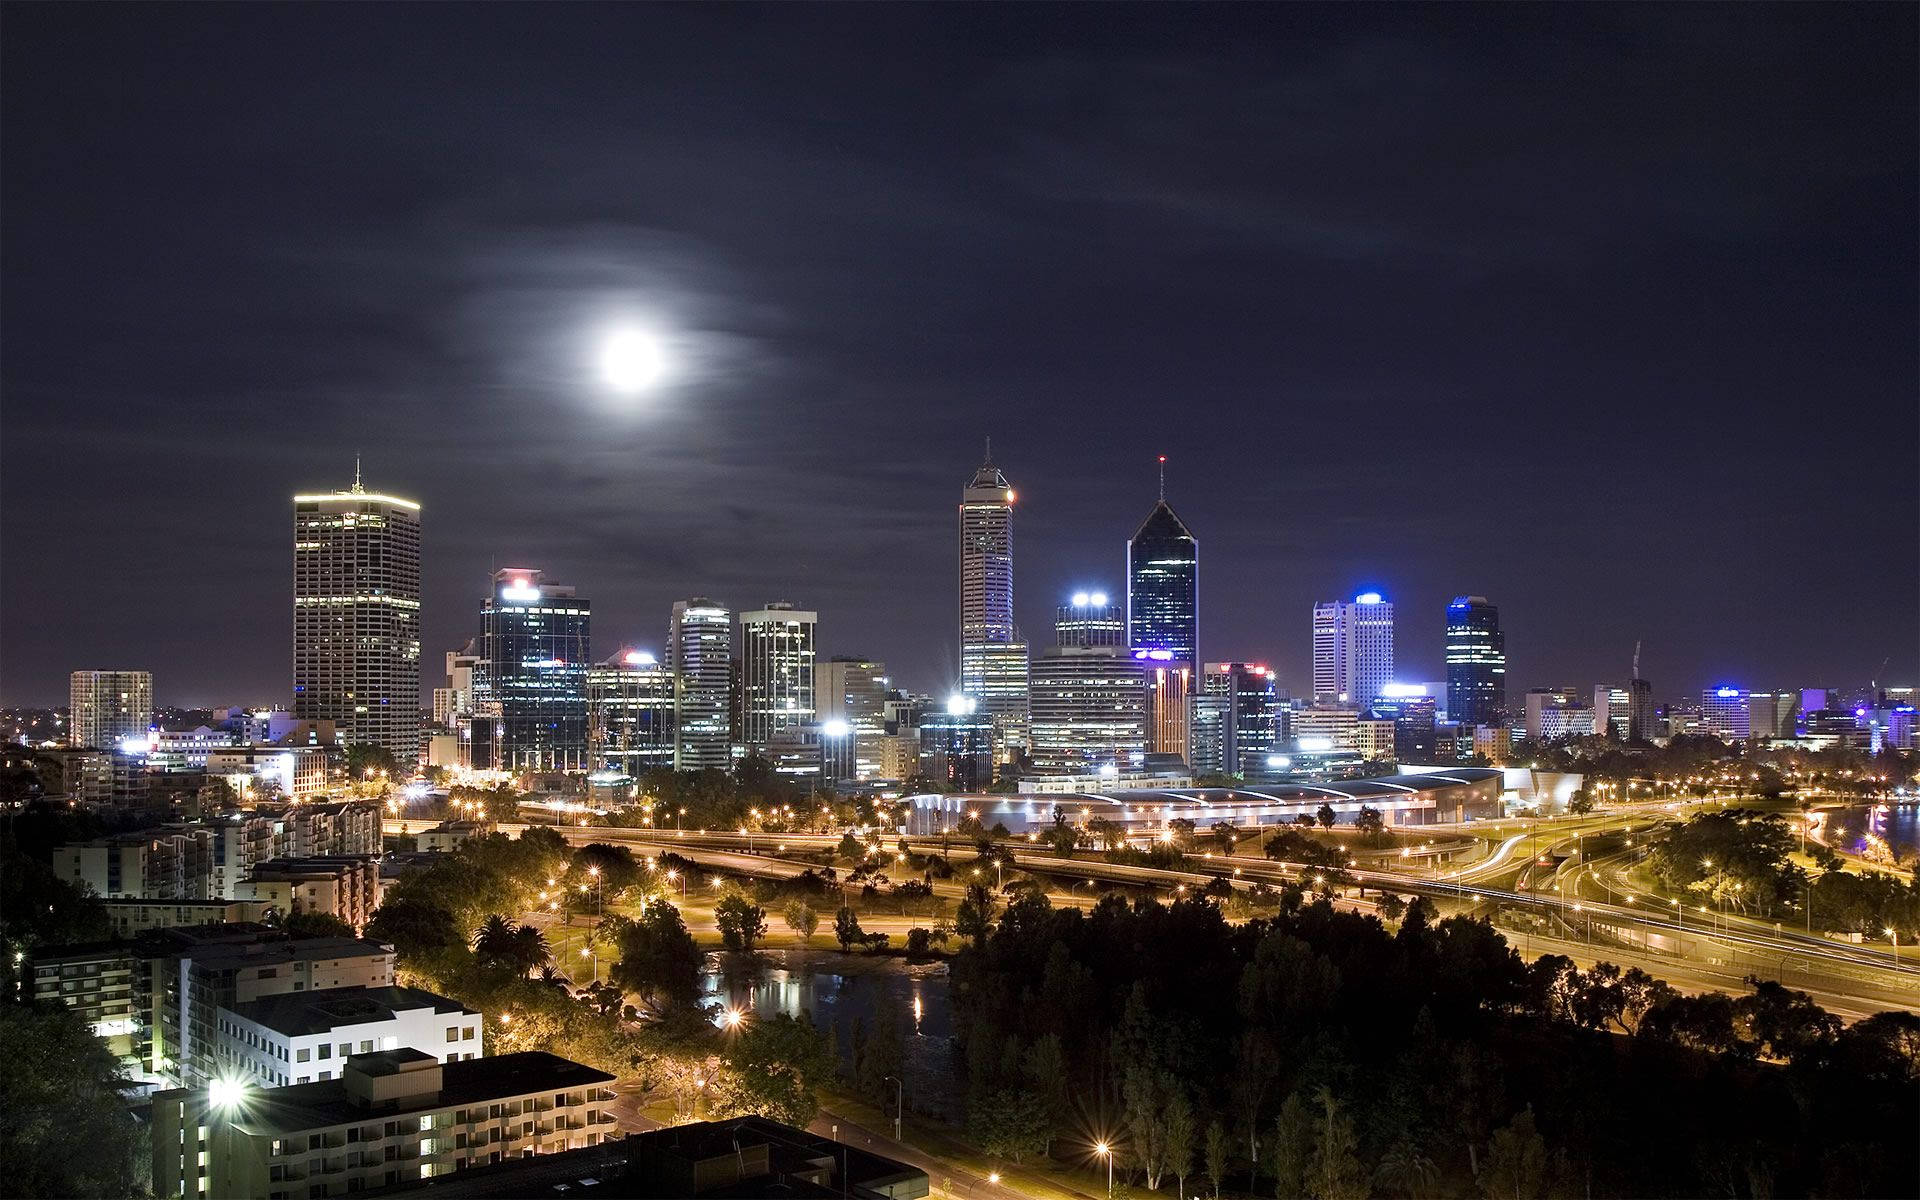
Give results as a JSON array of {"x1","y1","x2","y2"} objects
[{"x1": 3, "y1": 5, "x2": 1915, "y2": 708}]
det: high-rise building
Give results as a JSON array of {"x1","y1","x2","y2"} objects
[
  {"x1": 1745, "y1": 691, "x2": 1796, "y2": 740},
  {"x1": 1126, "y1": 462, "x2": 1198, "y2": 666},
  {"x1": 1143, "y1": 656, "x2": 1192, "y2": 760},
  {"x1": 738, "y1": 603, "x2": 817, "y2": 748},
  {"x1": 472, "y1": 569, "x2": 591, "y2": 773},
  {"x1": 587, "y1": 649, "x2": 676, "y2": 775},
  {"x1": 1201, "y1": 662, "x2": 1282, "y2": 777},
  {"x1": 1369, "y1": 687, "x2": 1438, "y2": 761},
  {"x1": 1524, "y1": 688, "x2": 1595, "y2": 741},
  {"x1": 1701, "y1": 686, "x2": 1751, "y2": 741},
  {"x1": 1443, "y1": 597, "x2": 1505, "y2": 727},
  {"x1": 1593, "y1": 685, "x2": 1632, "y2": 739},
  {"x1": 816, "y1": 658, "x2": 888, "y2": 735},
  {"x1": 1312, "y1": 592, "x2": 1394, "y2": 705},
  {"x1": 917, "y1": 697, "x2": 996, "y2": 791},
  {"x1": 669, "y1": 599, "x2": 733, "y2": 771},
  {"x1": 1056, "y1": 591, "x2": 1125, "y2": 648},
  {"x1": 1188, "y1": 693, "x2": 1231, "y2": 775},
  {"x1": 433, "y1": 644, "x2": 480, "y2": 728},
  {"x1": 1625, "y1": 677, "x2": 1656, "y2": 743},
  {"x1": 292, "y1": 476, "x2": 422, "y2": 764},
  {"x1": 958, "y1": 449, "x2": 1029, "y2": 753},
  {"x1": 69, "y1": 670, "x2": 153, "y2": 750},
  {"x1": 1028, "y1": 642, "x2": 1149, "y2": 776}
]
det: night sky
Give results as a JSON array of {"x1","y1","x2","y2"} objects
[{"x1": 3, "y1": 5, "x2": 1915, "y2": 710}]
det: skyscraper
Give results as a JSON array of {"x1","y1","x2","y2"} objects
[
  {"x1": 1029, "y1": 604, "x2": 1150, "y2": 775},
  {"x1": 669, "y1": 598, "x2": 733, "y2": 771},
  {"x1": 1444, "y1": 596, "x2": 1506, "y2": 727},
  {"x1": 738, "y1": 603, "x2": 817, "y2": 748},
  {"x1": 472, "y1": 569, "x2": 591, "y2": 772},
  {"x1": 1201, "y1": 662, "x2": 1282, "y2": 777},
  {"x1": 586, "y1": 649, "x2": 676, "y2": 775},
  {"x1": 1701, "y1": 686, "x2": 1751, "y2": 740},
  {"x1": 958, "y1": 448, "x2": 1028, "y2": 754},
  {"x1": 69, "y1": 670, "x2": 152, "y2": 750},
  {"x1": 815, "y1": 658, "x2": 888, "y2": 736},
  {"x1": 1056, "y1": 591, "x2": 1124, "y2": 648},
  {"x1": 1126, "y1": 459, "x2": 1198, "y2": 666},
  {"x1": 1144, "y1": 657, "x2": 1192, "y2": 760},
  {"x1": 292, "y1": 475, "x2": 421, "y2": 762},
  {"x1": 1312, "y1": 592, "x2": 1394, "y2": 704}
]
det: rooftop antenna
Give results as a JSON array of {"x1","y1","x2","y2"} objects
[
  {"x1": 1158, "y1": 454, "x2": 1167, "y2": 501},
  {"x1": 983, "y1": 434, "x2": 992, "y2": 466},
  {"x1": 352, "y1": 452, "x2": 363, "y2": 493}
]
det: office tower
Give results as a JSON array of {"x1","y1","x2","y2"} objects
[
  {"x1": 587, "y1": 649, "x2": 676, "y2": 775},
  {"x1": 1188, "y1": 693, "x2": 1231, "y2": 775},
  {"x1": 1593, "y1": 685, "x2": 1632, "y2": 739},
  {"x1": 1524, "y1": 688, "x2": 1595, "y2": 741},
  {"x1": 1745, "y1": 691, "x2": 1796, "y2": 740},
  {"x1": 433, "y1": 644, "x2": 481, "y2": 728},
  {"x1": 292, "y1": 475, "x2": 421, "y2": 763},
  {"x1": 1798, "y1": 687, "x2": 1834, "y2": 716},
  {"x1": 1312, "y1": 592, "x2": 1394, "y2": 704},
  {"x1": 1624, "y1": 677, "x2": 1656, "y2": 743},
  {"x1": 1443, "y1": 597, "x2": 1505, "y2": 727},
  {"x1": 816, "y1": 658, "x2": 888, "y2": 734},
  {"x1": 1126, "y1": 460, "x2": 1198, "y2": 665},
  {"x1": 958, "y1": 448, "x2": 1029, "y2": 752},
  {"x1": 917, "y1": 697, "x2": 996, "y2": 791},
  {"x1": 1369, "y1": 686, "x2": 1438, "y2": 761},
  {"x1": 1028, "y1": 638, "x2": 1149, "y2": 776},
  {"x1": 472, "y1": 569, "x2": 591, "y2": 772},
  {"x1": 1701, "y1": 686, "x2": 1751, "y2": 740},
  {"x1": 1056, "y1": 591, "x2": 1124, "y2": 648},
  {"x1": 668, "y1": 599, "x2": 733, "y2": 771},
  {"x1": 1144, "y1": 656, "x2": 1192, "y2": 760},
  {"x1": 1201, "y1": 662, "x2": 1281, "y2": 777},
  {"x1": 738, "y1": 603, "x2": 817, "y2": 748},
  {"x1": 69, "y1": 670, "x2": 153, "y2": 749}
]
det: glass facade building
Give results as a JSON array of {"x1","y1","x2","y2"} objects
[
  {"x1": 1126, "y1": 501, "x2": 1198, "y2": 667},
  {"x1": 959, "y1": 451, "x2": 1029, "y2": 754},
  {"x1": 586, "y1": 650, "x2": 676, "y2": 775},
  {"x1": 739, "y1": 603, "x2": 818, "y2": 748},
  {"x1": 1055, "y1": 592, "x2": 1125, "y2": 648},
  {"x1": 1443, "y1": 596, "x2": 1506, "y2": 728},
  {"x1": 473, "y1": 569, "x2": 591, "y2": 772},
  {"x1": 669, "y1": 599, "x2": 733, "y2": 771},
  {"x1": 1201, "y1": 662, "x2": 1282, "y2": 777},
  {"x1": 1312, "y1": 593, "x2": 1394, "y2": 705}
]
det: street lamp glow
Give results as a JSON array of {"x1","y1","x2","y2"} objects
[
  {"x1": 208, "y1": 1077, "x2": 249, "y2": 1111},
  {"x1": 600, "y1": 327, "x2": 664, "y2": 394}
]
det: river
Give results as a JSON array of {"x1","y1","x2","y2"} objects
[
  {"x1": 701, "y1": 950, "x2": 961, "y2": 1118},
  {"x1": 1820, "y1": 801, "x2": 1920, "y2": 861}
]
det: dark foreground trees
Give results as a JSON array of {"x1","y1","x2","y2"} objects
[
  {"x1": 951, "y1": 890, "x2": 1920, "y2": 1197},
  {"x1": 0, "y1": 1004, "x2": 146, "y2": 1198}
]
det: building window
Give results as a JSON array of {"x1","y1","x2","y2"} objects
[
  {"x1": 445, "y1": 1027, "x2": 458, "y2": 1042},
  {"x1": 462, "y1": 1026, "x2": 475, "y2": 1040},
  {"x1": 296, "y1": 1047, "x2": 310, "y2": 1063},
  {"x1": 318, "y1": 1044, "x2": 330, "y2": 1060}
]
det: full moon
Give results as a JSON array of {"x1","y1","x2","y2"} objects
[{"x1": 599, "y1": 328, "x2": 664, "y2": 394}]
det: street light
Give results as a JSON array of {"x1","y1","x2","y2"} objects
[
  {"x1": 884, "y1": 1074, "x2": 903, "y2": 1142},
  {"x1": 1094, "y1": 1140, "x2": 1113, "y2": 1199},
  {"x1": 579, "y1": 946, "x2": 598, "y2": 983}
]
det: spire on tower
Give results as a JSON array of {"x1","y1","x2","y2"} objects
[
  {"x1": 1157, "y1": 454, "x2": 1167, "y2": 502},
  {"x1": 353, "y1": 453, "x2": 364, "y2": 493},
  {"x1": 983, "y1": 435, "x2": 993, "y2": 466}
]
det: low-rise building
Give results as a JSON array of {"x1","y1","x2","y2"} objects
[
  {"x1": 206, "y1": 744, "x2": 331, "y2": 800},
  {"x1": 214, "y1": 985, "x2": 483, "y2": 1088},
  {"x1": 152, "y1": 1050, "x2": 618, "y2": 1200},
  {"x1": 416, "y1": 819, "x2": 495, "y2": 854},
  {"x1": 101, "y1": 897, "x2": 275, "y2": 938},
  {"x1": 239, "y1": 857, "x2": 381, "y2": 931},
  {"x1": 30, "y1": 940, "x2": 139, "y2": 1060},
  {"x1": 53, "y1": 828, "x2": 215, "y2": 899}
]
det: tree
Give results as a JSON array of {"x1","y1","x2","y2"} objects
[
  {"x1": 1307, "y1": 1087, "x2": 1367, "y2": 1200},
  {"x1": 834, "y1": 906, "x2": 865, "y2": 951},
  {"x1": 1122, "y1": 1065, "x2": 1181, "y2": 1190},
  {"x1": 471, "y1": 913, "x2": 519, "y2": 967},
  {"x1": 1165, "y1": 1089, "x2": 1198, "y2": 1198},
  {"x1": 1377, "y1": 893, "x2": 1407, "y2": 922},
  {"x1": 956, "y1": 882, "x2": 996, "y2": 947},
  {"x1": 855, "y1": 1000, "x2": 905, "y2": 1109},
  {"x1": 1087, "y1": 816, "x2": 1126, "y2": 851},
  {"x1": 345, "y1": 742, "x2": 401, "y2": 781},
  {"x1": 907, "y1": 927, "x2": 933, "y2": 956},
  {"x1": 715, "y1": 894, "x2": 767, "y2": 952},
  {"x1": 1316, "y1": 803, "x2": 1336, "y2": 830},
  {"x1": 0, "y1": 1004, "x2": 147, "y2": 1199},
  {"x1": 282, "y1": 910, "x2": 356, "y2": 938},
  {"x1": 366, "y1": 895, "x2": 461, "y2": 960},
  {"x1": 783, "y1": 899, "x2": 819, "y2": 945},
  {"x1": 1482, "y1": 1107, "x2": 1549, "y2": 1200},
  {"x1": 1377, "y1": 1140, "x2": 1440, "y2": 1200},
  {"x1": 1567, "y1": 787, "x2": 1595, "y2": 815},
  {"x1": 710, "y1": 1013, "x2": 833, "y2": 1126},
  {"x1": 510, "y1": 923, "x2": 553, "y2": 976},
  {"x1": 608, "y1": 901, "x2": 704, "y2": 1014},
  {"x1": 1269, "y1": 1091, "x2": 1313, "y2": 1200},
  {"x1": 1353, "y1": 805, "x2": 1385, "y2": 842},
  {"x1": 968, "y1": 1088, "x2": 1052, "y2": 1164},
  {"x1": 1210, "y1": 821, "x2": 1241, "y2": 856},
  {"x1": 1205, "y1": 1118, "x2": 1232, "y2": 1200}
]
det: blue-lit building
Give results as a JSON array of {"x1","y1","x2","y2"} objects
[
  {"x1": 1126, "y1": 480, "x2": 1199, "y2": 668},
  {"x1": 1444, "y1": 596, "x2": 1506, "y2": 728},
  {"x1": 470, "y1": 569, "x2": 592, "y2": 772},
  {"x1": 1201, "y1": 662, "x2": 1283, "y2": 778}
]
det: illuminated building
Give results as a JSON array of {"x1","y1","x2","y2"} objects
[
  {"x1": 1745, "y1": 691, "x2": 1797, "y2": 740},
  {"x1": 1443, "y1": 597, "x2": 1505, "y2": 727},
  {"x1": 1145, "y1": 658, "x2": 1192, "y2": 760},
  {"x1": 668, "y1": 598, "x2": 733, "y2": 771},
  {"x1": 1592, "y1": 685, "x2": 1631, "y2": 739},
  {"x1": 917, "y1": 697, "x2": 996, "y2": 791},
  {"x1": 1700, "y1": 685, "x2": 1751, "y2": 740},
  {"x1": 292, "y1": 476, "x2": 421, "y2": 764},
  {"x1": 1312, "y1": 592, "x2": 1393, "y2": 704},
  {"x1": 1188, "y1": 693, "x2": 1230, "y2": 775},
  {"x1": 1625, "y1": 677, "x2": 1656, "y2": 743},
  {"x1": 586, "y1": 650, "x2": 675, "y2": 775},
  {"x1": 472, "y1": 569, "x2": 591, "y2": 773},
  {"x1": 1368, "y1": 685, "x2": 1437, "y2": 760},
  {"x1": 1201, "y1": 662, "x2": 1281, "y2": 777},
  {"x1": 69, "y1": 669, "x2": 153, "y2": 751},
  {"x1": 738, "y1": 603, "x2": 817, "y2": 748},
  {"x1": 1027, "y1": 640, "x2": 1149, "y2": 776},
  {"x1": 816, "y1": 658, "x2": 888, "y2": 778},
  {"x1": 1524, "y1": 688, "x2": 1595, "y2": 741},
  {"x1": 958, "y1": 449, "x2": 1029, "y2": 751},
  {"x1": 1056, "y1": 591, "x2": 1124, "y2": 648},
  {"x1": 433, "y1": 644, "x2": 480, "y2": 728},
  {"x1": 1126, "y1": 463, "x2": 1199, "y2": 666}
]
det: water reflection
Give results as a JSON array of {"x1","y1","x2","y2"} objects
[{"x1": 700, "y1": 952, "x2": 958, "y2": 1118}]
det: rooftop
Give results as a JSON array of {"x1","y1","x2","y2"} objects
[
  {"x1": 226, "y1": 985, "x2": 472, "y2": 1038},
  {"x1": 180, "y1": 934, "x2": 393, "y2": 971},
  {"x1": 223, "y1": 1052, "x2": 614, "y2": 1135}
]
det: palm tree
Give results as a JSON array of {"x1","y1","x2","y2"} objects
[
  {"x1": 511, "y1": 923, "x2": 552, "y2": 977},
  {"x1": 1376, "y1": 1138, "x2": 1440, "y2": 1200},
  {"x1": 535, "y1": 965, "x2": 569, "y2": 991},
  {"x1": 471, "y1": 914, "x2": 517, "y2": 967}
]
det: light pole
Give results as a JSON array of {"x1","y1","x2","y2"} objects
[
  {"x1": 1888, "y1": 927, "x2": 1900, "y2": 965},
  {"x1": 1094, "y1": 1140, "x2": 1113, "y2": 1199},
  {"x1": 579, "y1": 946, "x2": 598, "y2": 983},
  {"x1": 884, "y1": 1075, "x2": 903, "y2": 1142}
]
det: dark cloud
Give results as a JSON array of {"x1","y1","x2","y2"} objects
[{"x1": 2, "y1": 3, "x2": 1914, "y2": 708}]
